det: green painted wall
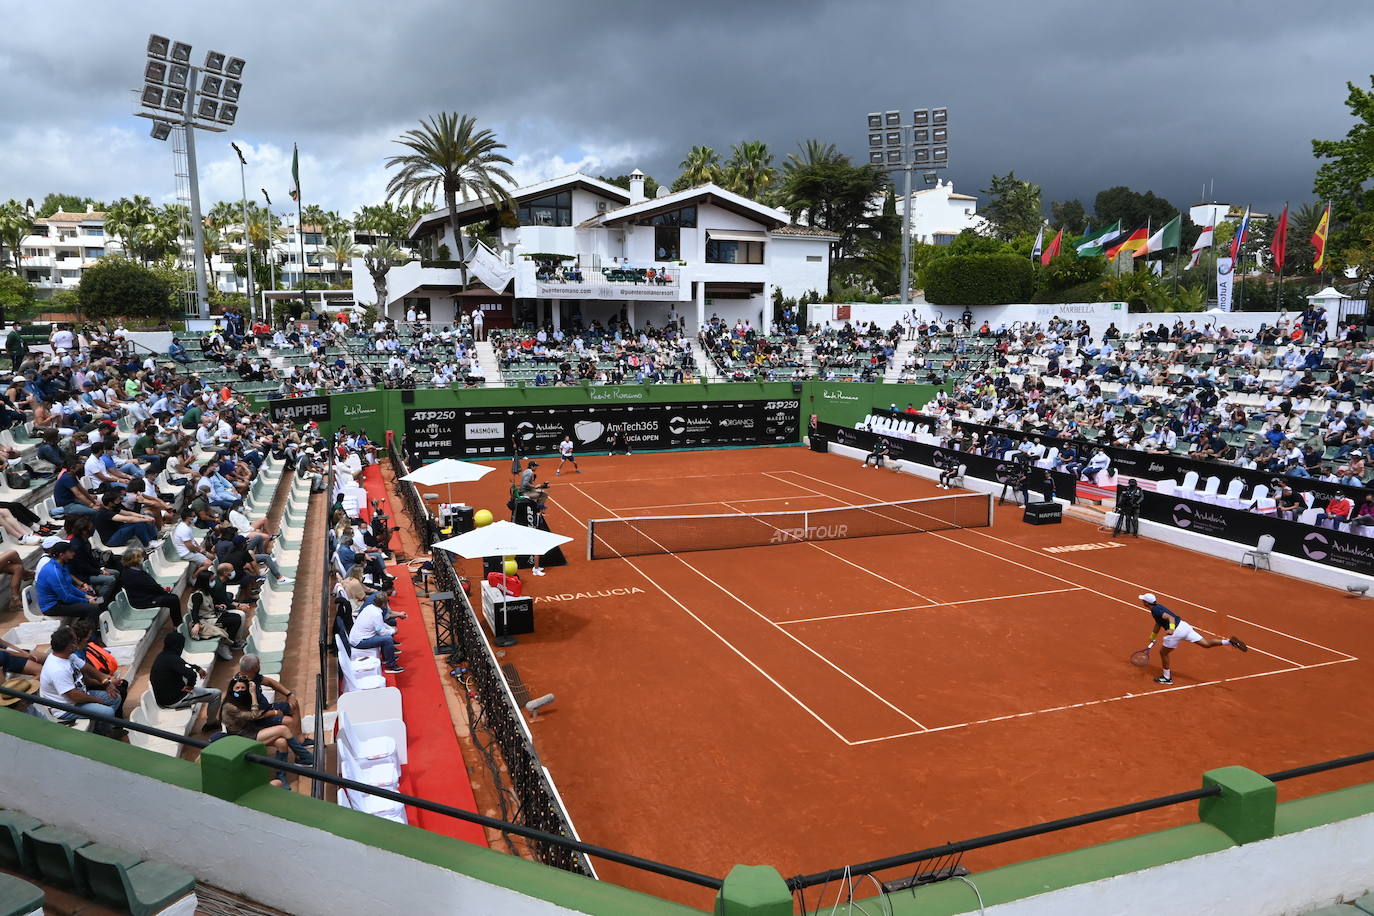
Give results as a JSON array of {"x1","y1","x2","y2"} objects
[{"x1": 295, "y1": 381, "x2": 940, "y2": 446}]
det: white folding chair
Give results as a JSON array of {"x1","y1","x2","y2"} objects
[
  {"x1": 1219, "y1": 478, "x2": 1245, "y2": 509},
  {"x1": 337, "y1": 719, "x2": 399, "y2": 789},
  {"x1": 338, "y1": 641, "x2": 386, "y2": 693},
  {"x1": 1179, "y1": 470, "x2": 1200, "y2": 498},
  {"x1": 1241, "y1": 534, "x2": 1275, "y2": 570},
  {"x1": 1198, "y1": 476, "x2": 1221, "y2": 504}
]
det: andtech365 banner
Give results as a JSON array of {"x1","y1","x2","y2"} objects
[{"x1": 404, "y1": 399, "x2": 800, "y2": 462}]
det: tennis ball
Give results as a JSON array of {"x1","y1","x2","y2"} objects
[
  {"x1": 474, "y1": 509, "x2": 493, "y2": 527},
  {"x1": 503, "y1": 559, "x2": 518, "y2": 576}
]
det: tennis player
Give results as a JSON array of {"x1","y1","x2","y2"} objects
[
  {"x1": 556, "y1": 435, "x2": 581, "y2": 475},
  {"x1": 1139, "y1": 593, "x2": 1247, "y2": 685}
]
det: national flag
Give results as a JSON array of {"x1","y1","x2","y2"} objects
[
  {"x1": 1041, "y1": 229, "x2": 1063, "y2": 265},
  {"x1": 1031, "y1": 226, "x2": 1044, "y2": 261},
  {"x1": 1076, "y1": 221, "x2": 1122, "y2": 257},
  {"x1": 1312, "y1": 202, "x2": 1331, "y2": 272},
  {"x1": 1229, "y1": 206, "x2": 1250, "y2": 261},
  {"x1": 289, "y1": 144, "x2": 301, "y2": 202},
  {"x1": 1186, "y1": 223, "x2": 1214, "y2": 269},
  {"x1": 1272, "y1": 204, "x2": 1289, "y2": 273},
  {"x1": 1133, "y1": 214, "x2": 1182, "y2": 258},
  {"x1": 1105, "y1": 225, "x2": 1148, "y2": 261}
]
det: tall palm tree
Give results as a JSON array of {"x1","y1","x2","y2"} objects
[
  {"x1": 105, "y1": 195, "x2": 157, "y2": 263},
  {"x1": 676, "y1": 146, "x2": 721, "y2": 188},
  {"x1": 206, "y1": 200, "x2": 240, "y2": 230},
  {"x1": 0, "y1": 200, "x2": 32, "y2": 274},
  {"x1": 363, "y1": 240, "x2": 405, "y2": 309},
  {"x1": 722, "y1": 141, "x2": 776, "y2": 202},
  {"x1": 384, "y1": 112, "x2": 514, "y2": 289},
  {"x1": 325, "y1": 233, "x2": 360, "y2": 285}
]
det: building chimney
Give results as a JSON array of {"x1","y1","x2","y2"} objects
[{"x1": 628, "y1": 168, "x2": 646, "y2": 205}]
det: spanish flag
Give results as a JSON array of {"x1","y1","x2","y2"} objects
[
  {"x1": 1312, "y1": 202, "x2": 1331, "y2": 272},
  {"x1": 1104, "y1": 225, "x2": 1148, "y2": 261}
]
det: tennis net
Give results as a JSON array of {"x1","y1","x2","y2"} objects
[{"x1": 587, "y1": 492, "x2": 993, "y2": 559}]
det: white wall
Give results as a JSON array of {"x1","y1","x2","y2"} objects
[{"x1": 767, "y1": 237, "x2": 831, "y2": 301}]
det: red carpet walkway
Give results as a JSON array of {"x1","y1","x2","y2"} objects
[{"x1": 361, "y1": 466, "x2": 487, "y2": 846}]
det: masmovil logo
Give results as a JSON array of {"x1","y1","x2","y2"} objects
[{"x1": 1302, "y1": 531, "x2": 1330, "y2": 561}]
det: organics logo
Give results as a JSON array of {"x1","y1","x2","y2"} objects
[{"x1": 1302, "y1": 531, "x2": 1329, "y2": 561}]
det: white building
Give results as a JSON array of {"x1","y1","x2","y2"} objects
[
  {"x1": 893, "y1": 179, "x2": 979, "y2": 245},
  {"x1": 353, "y1": 170, "x2": 835, "y2": 334},
  {"x1": 0, "y1": 205, "x2": 368, "y2": 302}
]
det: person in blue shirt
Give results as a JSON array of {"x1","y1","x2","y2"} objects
[
  {"x1": 52, "y1": 463, "x2": 99, "y2": 518},
  {"x1": 1139, "y1": 593, "x2": 1247, "y2": 686},
  {"x1": 36, "y1": 540, "x2": 103, "y2": 628}
]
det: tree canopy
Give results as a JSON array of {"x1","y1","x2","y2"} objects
[
  {"x1": 1092, "y1": 186, "x2": 1178, "y2": 234},
  {"x1": 77, "y1": 256, "x2": 176, "y2": 319},
  {"x1": 1312, "y1": 75, "x2": 1374, "y2": 285},
  {"x1": 978, "y1": 172, "x2": 1043, "y2": 241},
  {"x1": 36, "y1": 193, "x2": 103, "y2": 218}
]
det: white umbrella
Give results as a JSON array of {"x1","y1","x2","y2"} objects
[
  {"x1": 399, "y1": 458, "x2": 494, "y2": 504},
  {"x1": 433, "y1": 521, "x2": 573, "y2": 647},
  {"x1": 431, "y1": 520, "x2": 572, "y2": 559}
]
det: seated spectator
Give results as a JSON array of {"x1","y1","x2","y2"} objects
[
  {"x1": 186, "y1": 568, "x2": 244, "y2": 659},
  {"x1": 149, "y1": 632, "x2": 220, "y2": 727},
  {"x1": 1349, "y1": 494, "x2": 1374, "y2": 532},
  {"x1": 35, "y1": 540, "x2": 102, "y2": 627},
  {"x1": 1317, "y1": 493, "x2": 1355, "y2": 530},
  {"x1": 348, "y1": 590, "x2": 403, "y2": 674},
  {"x1": 117, "y1": 548, "x2": 185, "y2": 626},
  {"x1": 38, "y1": 626, "x2": 124, "y2": 738},
  {"x1": 92, "y1": 491, "x2": 161, "y2": 549},
  {"x1": 219, "y1": 674, "x2": 297, "y2": 764},
  {"x1": 238, "y1": 654, "x2": 313, "y2": 765},
  {"x1": 172, "y1": 507, "x2": 214, "y2": 574}
]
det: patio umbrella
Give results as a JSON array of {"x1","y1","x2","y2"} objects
[
  {"x1": 399, "y1": 458, "x2": 494, "y2": 504},
  {"x1": 430, "y1": 520, "x2": 572, "y2": 559},
  {"x1": 432, "y1": 521, "x2": 573, "y2": 646}
]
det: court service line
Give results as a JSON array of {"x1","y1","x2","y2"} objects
[
  {"x1": 848, "y1": 657, "x2": 1359, "y2": 745},
  {"x1": 570, "y1": 483, "x2": 931, "y2": 733},
  {"x1": 768, "y1": 471, "x2": 1309, "y2": 669},
  {"x1": 776, "y1": 587, "x2": 1084, "y2": 625},
  {"x1": 537, "y1": 494, "x2": 857, "y2": 744},
  {"x1": 779, "y1": 470, "x2": 1357, "y2": 664},
  {"x1": 718, "y1": 498, "x2": 939, "y2": 605},
  {"x1": 616, "y1": 494, "x2": 833, "y2": 512}
]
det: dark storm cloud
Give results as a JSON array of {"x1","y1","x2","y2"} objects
[{"x1": 0, "y1": 0, "x2": 1370, "y2": 216}]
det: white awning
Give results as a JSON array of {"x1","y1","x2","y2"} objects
[{"x1": 706, "y1": 229, "x2": 767, "y2": 242}]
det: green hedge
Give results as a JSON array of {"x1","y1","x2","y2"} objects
[{"x1": 924, "y1": 254, "x2": 1034, "y2": 305}]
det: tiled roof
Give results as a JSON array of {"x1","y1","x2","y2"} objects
[
  {"x1": 771, "y1": 225, "x2": 840, "y2": 239},
  {"x1": 45, "y1": 211, "x2": 105, "y2": 222}
]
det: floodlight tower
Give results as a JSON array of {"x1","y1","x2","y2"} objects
[
  {"x1": 864, "y1": 107, "x2": 950, "y2": 305},
  {"x1": 135, "y1": 34, "x2": 246, "y2": 319}
]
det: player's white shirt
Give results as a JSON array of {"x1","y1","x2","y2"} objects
[{"x1": 559, "y1": 440, "x2": 573, "y2": 458}]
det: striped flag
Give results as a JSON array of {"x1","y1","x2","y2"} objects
[
  {"x1": 1076, "y1": 221, "x2": 1122, "y2": 257},
  {"x1": 1187, "y1": 224, "x2": 1213, "y2": 270},
  {"x1": 1105, "y1": 225, "x2": 1149, "y2": 261},
  {"x1": 1229, "y1": 206, "x2": 1250, "y2": 261},
  {"x1": 1312, "y1": 202, "x2": 1331, "y2": 272},
  {"x1": 1133, "y1": 214, "x2": 1181, "y2": 258},
  {"x1": 1031, "y1": 225, "x2": 1044, "y2": 261}
]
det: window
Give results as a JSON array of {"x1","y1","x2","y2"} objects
[
  {"x1": 705, "y1": 239, "x2": 764, "y2": 264},
  {"x1": 517, "y1": 191, "x2": 572, "y2": 227},
  {"x1": 85, "y1": 248, "x2": 104, "y2": 258},
  {"x1": 654, "y1": 226, "x2": 680, "y2": 261},
  {"x1": 84, "y1": 227, "x2": 104, "y2": 237},
  {"x1": 645, "y1": 206, "x2": 696, "y2": 228},
  {"x1": 304, "y1": 233, "x2": 323, "y2": 245}
]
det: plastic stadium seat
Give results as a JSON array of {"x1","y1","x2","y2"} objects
[
  {"x1": 76, "y1": 844, "x2": 197, "y2": 916},
  {"x1": 22, "y1": 824, "x2": 91, "y2": 892},
  {"x1": 0, "y1": 811, "x2": 41, "y2": 874},
  {"x1": 0, "y1": 874, "x2": 42, "y2": 916}
]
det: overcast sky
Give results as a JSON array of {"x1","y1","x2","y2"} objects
[{"x1": 0, "y1": 0, "x2": 1370, "y2": 223}]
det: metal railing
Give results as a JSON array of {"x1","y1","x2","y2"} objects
[
  {"x1": 313, "y1": 451, "x2": 335, "y2": 800},
  {"x1": 0, "y1": 685, "x2": 722, "y2": 891},
  {"x1": 388, "y1": 435, "x2": 597, "y2": 878}
]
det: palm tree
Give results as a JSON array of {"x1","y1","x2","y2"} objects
[
  {"x1": 325, "y1": 233, "x2": 360, "y2": 285},
  {"x1": 676, "y1": 146, "x2": 721, "y2": 189},
  {"x1": 363, "y1": 240, "x2": 405, "y2": 309},
  {"x1": 384, "y1": 112, "x2": 514, "y2": 290},
  {"x1": 0, "y1": 200, "x2": 32, "y2": 274},
  {"x1": 206, "y1": 200, "x2": 241, "y2": 230},
  {"x1": 722, "y1": 141, "x2": 776, "y2": 202},
  {"x1": 105, "y1": 195, "x2": 157, "y2": 263},
  {"x1": 783, "y1": 140, "x2": 842, "y2": 178}
]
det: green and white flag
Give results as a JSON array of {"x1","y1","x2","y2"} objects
[
  {"x1": 1076, "y1": 220, "x2": 1121, "y2": 257},
  {"x1": 289, "y1": 144, "x2": 300, "y2": 202},
  {"x1": 1134, "y1": 214, "x2": 1182, "y2": 258}
]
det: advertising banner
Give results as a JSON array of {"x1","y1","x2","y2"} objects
[
  {"x1": 404, "y1": 399, "x2": 801, "y2": 463},
  {"x1": 1140, "y1": 491, "x2": 1374, "y2": 577},
  {"x1": 1216, "y1": 257, "x2": 1234, "y2": 312},
  {"x1": 268, "y1": 395, "x2": 331, "y2": 425}
]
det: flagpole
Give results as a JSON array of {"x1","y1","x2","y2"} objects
[
  {"x1": 1172, "y1": 210, "x2": 1182, "y2": 297},
  {"x1": 1276, "y1": 201, "x2": 1287, "y2": 310}
]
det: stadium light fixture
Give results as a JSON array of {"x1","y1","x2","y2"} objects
[
  {"x1": 133, "y1": 32, "x2": 249, "y2": 320},
  {"x1": 861, "y1": 103, "x2": 953, "y2": 306}
]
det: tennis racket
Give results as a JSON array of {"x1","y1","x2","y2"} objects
[{"x1": 1129, "y1": 647, "x2": 1152, "y2": 667}]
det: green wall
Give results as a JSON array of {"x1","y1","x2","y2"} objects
[{"x1": 287, "y1": 381, "x2": 941, "y2": 446}]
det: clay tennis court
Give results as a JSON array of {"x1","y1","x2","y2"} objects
[{"x1": 417, "y1": 446, "x2": 1371, "y2": 908}]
